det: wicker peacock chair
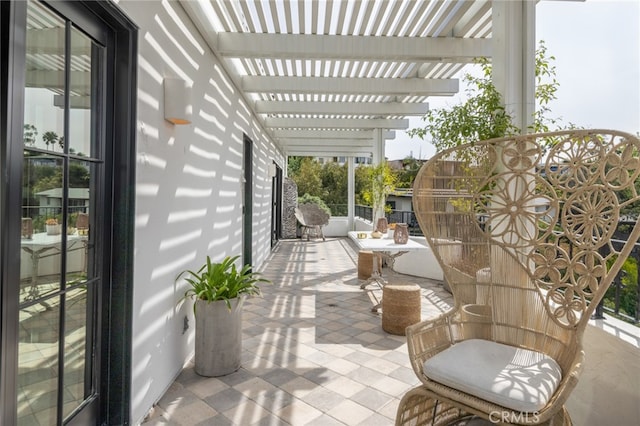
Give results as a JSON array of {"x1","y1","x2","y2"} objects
[{"x1": 397, "y1": 130, "x2": 640, "y2": 425}]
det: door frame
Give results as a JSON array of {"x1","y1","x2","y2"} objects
[
  {"x1": 271, "y1": 163, "x2": 283, "y2": 247},
  {"x1": 0, "y1": 3, "x2": 27, "y2": 423},
  {"x1": 0, "y1": 1, "x2": 138, "y2": 424},
  {"x1": 243, "y1": 135, "x2": 253, "y2": 267}
]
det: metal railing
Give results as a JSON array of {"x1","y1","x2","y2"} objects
[
  {"x1": 352, "y1": 207, "x2": 638, "y2": 324},
  {"x1": 594, "y1": 236, "x2": 639, "y2": 324},
  {"x1": 326, "y1": 204, "x2": 348, "y2": 216},
  {"x1": 354, "y1": 205, "x2": 373, "y2": 222},
  {"x1": 354, "y1": 205, "x2": 422, "y2": 236}
]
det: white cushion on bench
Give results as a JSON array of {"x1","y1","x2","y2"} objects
[{"x1": 423, "y1": 339, "x2": 562, "y2": 412}]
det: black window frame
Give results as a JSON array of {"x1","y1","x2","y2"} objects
[{"x1": 0, "y1": 1, "x2": 138, "y2": 424}]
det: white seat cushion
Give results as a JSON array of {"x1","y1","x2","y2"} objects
[{"x1": 423, "y1": 339, "x2": 562, "y2": 412}]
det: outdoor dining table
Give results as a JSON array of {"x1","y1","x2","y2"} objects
[
  {"x1": 21, "y1": 232, "x2": 87, "y2": 302},
  {"x1": 348, "y1": 231, "x2": 427, "y2": 311}
]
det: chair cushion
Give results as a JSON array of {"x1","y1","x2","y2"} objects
[{"x1": 423, "y1": 339, "x2": 562, "y2": 412}]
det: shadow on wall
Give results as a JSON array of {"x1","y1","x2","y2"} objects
[{"x1": 128, "y1": 0, "x2": 280, "y2": 423}]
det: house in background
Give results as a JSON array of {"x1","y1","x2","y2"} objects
[
  {"x1": 387, "y1": 189, "x2": 414, "y2": 213},
  {"x1": 35, "y1": 188, "x2": 90, "y2": 217},
  {"x1": 2, "y1": 1, "x2": 544, "y2": 424}
]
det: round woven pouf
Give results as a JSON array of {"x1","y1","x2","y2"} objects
[
  {"x1": 382, "y1": 283, "x2": 421, "y2": 335},
  {"x1": 358, "y1": 250, "x2": 381, "y2": 280}
]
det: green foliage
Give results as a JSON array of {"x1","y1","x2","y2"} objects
[
  {"x1": 287, "y1": 156, "x2": 303, "y2": 175},
  {"x1": 26, "y1": 160, "x2": 57, "y2": 184},
  {"x1": 354, "y1": 164, "x2": 371, "y2": 205},
  {"x1": 531, "y1": 41, "x2": 562, "y2": 134},
  {"x1": 69, "y1": 162, "x2": 90, "y2": 187},
  {"x1": 320, "y1": 161, "x2": 348, "y2": 209},
  {"x1": 604, "y1": 256, "x2": 638, "y2": 320},
  {"x1": 287, "y1": 157, "x2": 402, "y2": 213},
  {"x1": 29, "y1": 162, "x2": 89, "y2": 194},
  {"x1": 289, "y1": 157, "x2": 323, "y2": 199},
  {"x1": 361, "y1": 162, "x2": 398, "y2": 216},
  {"x1": 42, "y1": 131, "x2": 60, "y2": 151},
  {"x1": 32, "y1": 174, "x2": 59, "y2": 194},
  {"x1": 395, "y1": 157, "x2": 424, "y2": 189},
  {"x1": 614, "y1": 155, "x2": 640, "y2": 218},
  {"x1": 408, "y1": 41, "x2": 563, "y2": 152},
  {"x1": 23, "y1": 124, "x2": 38, "y2": 146},
  {"x1": 408, "y1": 57, "x2": 517, "y2": 152},
  {"x1": 178, "y1": 255, "x2": 270, "y2": 311},
  {"x1": 298, "y1": 193, "x2": 331, "y2": 216},
  {"x1": 288, "y1": 158, "x2": 349, "y2": 215}
]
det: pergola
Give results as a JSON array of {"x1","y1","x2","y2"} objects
[{"x1": 181, "y1": 0, "x2": 537, "y2": 222}]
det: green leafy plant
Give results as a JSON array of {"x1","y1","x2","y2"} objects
[
  {"x1": 42, "y1": 131, "x2": 60, "y2": 151},
  {"x1": 362, "y1": 162, "x2": 398, "y2": 221},
  {"x1": 408, "y1": 41, "x2": 564, "y2": 153},
  {"x1": 408, "y1": 56, "x2": 517, "y2": 152},
  {"x1": 178, "y1": 255, "x2": 270, "y2": 311},
  {"x1": 288, "y1": 157, "x2": 324, "y2": 199},
  {"x1": 23, "y1": 124, "x2": 38, "y2": 146}
]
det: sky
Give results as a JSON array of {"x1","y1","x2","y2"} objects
[{"x1": 385, "y1": 0, "x2": 640, "y2": 161}]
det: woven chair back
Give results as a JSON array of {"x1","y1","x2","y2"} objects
[
  {"x1": 295, "y1": 204, "x2": 330, "y2": 226},
  {"x1": 412, "y1": 130, "x2": 640, "y2": 368}
]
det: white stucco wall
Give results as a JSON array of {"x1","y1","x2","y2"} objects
[
  {"x1": 117, "y1": 1, "x2": 284, "y2": 423},
  {"x1": 392, "y1": 236, "x2": 444, "y2": 281},
  {"x1": 324, "y1": 217, "x2": 350, "y2": 236}
]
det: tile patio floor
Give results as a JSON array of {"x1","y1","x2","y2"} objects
[{"x1": 142, "y1": 238, "x2": 640, "y2": 426}]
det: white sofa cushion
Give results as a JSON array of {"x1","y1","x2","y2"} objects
[{"x1": 423, "y1": 339, "x2": 562, "y2": 412}]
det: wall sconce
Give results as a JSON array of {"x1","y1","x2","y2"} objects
[
  {"x1": 268, "y1": 163, "x2": 277, "y2": 178},
  {"x1": 164, "y1": 77, "x2": 192, "y2": 125}
]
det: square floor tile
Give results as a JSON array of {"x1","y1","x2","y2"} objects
[{"x1": 141, "y1": 239, "x2": 456, "y2": 426}]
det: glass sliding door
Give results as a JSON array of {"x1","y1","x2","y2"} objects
[
  {"x1": 18, "y1": 1, "x2": 102, "y2": 424},
  {"x1": 3, "y1": 0, "x2": 135, "y2": 423}
]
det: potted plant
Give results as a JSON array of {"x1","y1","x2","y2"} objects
[
  {"x1": 177, "y1": 255, "x2": 270, "y2": 377},
  {"x1": 363, "y1": 162, "x2": 397, "y2": 233},
  {"x1": 45, "y1": 218, "x2": 61, "y2": 235}
]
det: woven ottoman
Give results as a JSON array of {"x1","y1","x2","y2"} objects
[
  {"x1": 357, "y1": 250, "x2": 381, "y2": 280},
  {"x1": 382, "y1": 283, "x2": 421, "y2": 335}
]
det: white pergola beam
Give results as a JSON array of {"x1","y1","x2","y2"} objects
[
  {"x1": 255, "y1": 100, "x2": 429, "y2": 116},
  {"x1": 454, "y1": 1, "x2": 492, "y2": 36},
  {"x1": 243, "y1": 76, "x2": 458, "y2": 96},
  {"x1": 215, "y1": 33, "x2": 491, "y2": 62},
  {"x1": 264, "y1": 117, "x2": 409, "y2": 129},
  {"x1": 286, "y1": 148, "x2": 373, "y2": 157},
  {"x1": 271, "y1": 129, "x2": 395, "y2": 139},
  {"x1": 429, "y1": 1, "x2": 475, "y2": 37},
  {"x1": 179, "y1": 0, "x2": 498, "y2": 159},
  {"x1": 26, "y1": 71, "x2": 89, "y2": 92},
  {"x1": 53, "y1": 95, "x2": 91, "y2": 109},
  {"x1": 26, "y1": 28, "x2": 90, "y2": 55},
  {"x1": 279, "y1": 139, "x2": 375, "y2": 147}
]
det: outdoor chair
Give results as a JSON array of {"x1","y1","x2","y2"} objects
[
  {"x1": 397, "y1": 130, "x2": 640, "y2": 425},
  {"x1": 294, "y1": 204, "x2": 330, "y2": 241}
]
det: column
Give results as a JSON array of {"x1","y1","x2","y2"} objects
[
  {"x1": 372, "y1": 128, "x2": 386, "y2": 221},
  {"x1": 492, "y1": 0, "x2": 536, "y2": 133},
  {"x1": 347, "y1": 156, "x2": 355, "y2": 230}
]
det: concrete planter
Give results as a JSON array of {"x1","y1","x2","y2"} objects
[
  {"x1": 46, "y1": 224, "x2": 62, "y2": 235},
  {"x1": 194, "y1": 296, "x2": 244, "y2": 377}
]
